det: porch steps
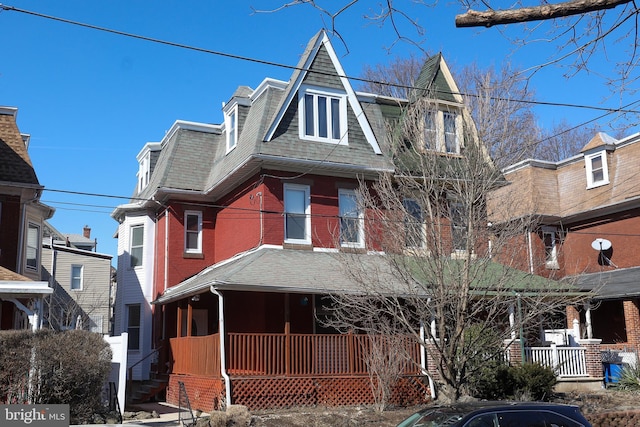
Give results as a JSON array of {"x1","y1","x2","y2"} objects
[{"x1": 128, "y1": 372, "x2": 169, "y2": 406}]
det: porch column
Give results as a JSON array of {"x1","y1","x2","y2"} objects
[
  {"x1": 577, "y1": 338, "x2": 603, "y2": 379},
  {"x1": 504, "y1": 338, "x2": 524, "y2": 365},
  {"x1": 284, "y1": 293, "x2": 290, "y2": 376},
  {"x1": 623, "y1": 299, "x2": 640, "y2": 352},
  {"x1": 177, "y1": 306, "x2": 183, "y2": 337},
  {"x1": 508, "y1": 304, "x2": 516, "y2": 340},
  {"x1": 187, "y1": 301, "x2": 193, "y2": 337},
  {"x1": 584, "y1": 303, "x2": 593, "y2": 339},
  {"x1": 566, "y1": 305, "x2": 580, "y2": 346},
  {"x1": 425, "y1": 339, "x2": 440, "y2": 380}
]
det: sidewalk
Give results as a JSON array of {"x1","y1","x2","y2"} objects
[{"x1": 76, "y1": 402, "x2": 203, "y2": 427}]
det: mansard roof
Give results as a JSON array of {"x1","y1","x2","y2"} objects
[{"x1": 0, "y1": 107, "x2": 40, "y2": 186}]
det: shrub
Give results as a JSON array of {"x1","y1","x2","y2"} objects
[
  {"x1": 511, "y1": 363, "x2": 557, "y2": 401},
  {"x1": 469, "y1": 362, "x2": 556, "y2": 401},
  {"x1": 616, "y1": 363, "x2": 640, "y2": 391},
  {"x1": 0, "y1": 329, "x2": 112, "y2": 424}
]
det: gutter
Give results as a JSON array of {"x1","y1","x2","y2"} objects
[{"x1": 209, "y1": 286, "x2": 232, "y2": 407}]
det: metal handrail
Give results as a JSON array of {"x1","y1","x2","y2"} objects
[{"x1": 127, "y1": 346, "x2": 162, "y2": 379}]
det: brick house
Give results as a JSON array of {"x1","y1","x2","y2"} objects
[
  {"x1": 111, "y1": 30, "x2": 578, "y2": 410},
  {"x1": 489, "y1": 131, "x2": 640, "y2": 375},
  {"x1": 0, "y1": 106, "x2": 54, "y2": 330}
]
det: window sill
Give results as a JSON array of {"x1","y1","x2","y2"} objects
[
  {"x1": 183, "y1": 252, "x2": 204, "y2": 259},
  {"x1": 545, "y1": 262, "x2": 560, "y2": 270},
  {"x1": 283, "y1": 242, "x2": 313, "y2": 250}
]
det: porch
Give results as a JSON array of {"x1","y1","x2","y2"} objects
[{"x1": 166, "y1": 332, "x2": 431, "y2": 411}]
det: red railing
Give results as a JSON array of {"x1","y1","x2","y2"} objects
[
  {"x1": 169, "y1": 334, "x2": 221, "y2": 376},
  {"x1": 169, "y1": 332, "x2": 422, "y2": 378}
]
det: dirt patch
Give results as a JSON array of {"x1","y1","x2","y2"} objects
[{"x1": 244, "y1": 390, "x2": 640, "y2": 427}]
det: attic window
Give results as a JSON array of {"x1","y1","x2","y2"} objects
[
  {"x1": 225, "y1": 105, "x2": 238, "y2": 153},
  {"x1": 585, "y1": 151, "x2": 609, "y2": 189},
  {"x1": 299, "y1": 85, "x2": 348, "y2": 145},
  {"x1": 137, "y1": 155, "x2": 150, "y2": 193},
  {"x1": 422, "y1": 109, "x2": 461, "y2": 154}
]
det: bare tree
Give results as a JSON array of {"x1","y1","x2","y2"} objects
[
  {"x1": 261, "y1": 1, "x2": 640, "y2": 113},
  {"x1": 359, "y1": 58, "x2": 541, "y2": 169},
  {"x1": 322, "y1": 88, "x2": 588, "y2": 403},
  {"x1": 534, "y1": 121, "x2": 598, "y2": 161}
]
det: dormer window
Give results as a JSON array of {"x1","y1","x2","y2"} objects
[
  {"x1": 299, "y1": 85, "x2": 348, "y2": 145},
  {"x1": 225, "y1": 105, "x2": 238, "y2": 152},
  {"x1": 585, "y1": 151, "x2": 609, "y2": 189},
  {"x1": 137, "y1": 155, "x2": 150, "y2": 193},
  {"x1": 422, "y1": 108, "x2": 461, "y2": 154}
]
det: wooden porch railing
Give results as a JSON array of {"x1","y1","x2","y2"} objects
[
  {"x1": 169, "y1": 332, "x2": 422, "y2": 378},
  {"x1": 170, "y1": 334, "x2": 221, "y2": 376},
  {"x1": 524, "y1": 345, "x2": 587, "y2": 377}
]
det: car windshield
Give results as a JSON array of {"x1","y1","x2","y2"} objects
[{"x1": 397, "y1": 408, "x2": 466, "y2": 427}]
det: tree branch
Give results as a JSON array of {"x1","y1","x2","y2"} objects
[{"x1": 455, "y1": 0, "x2": 633, "y2": 27}]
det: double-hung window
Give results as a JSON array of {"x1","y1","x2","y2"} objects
[
  {"x1": 184, "y1": 211, "x2": 202, "y2": 253},
  {"x1": 70, "y1": 265, "x2": 83, "y2": 290},
  {"x1": 130, "y1": 225, "x2": 144, "y2": 268},
  {"x1": 299, "y1": 85, "x2": 348, "y2": 144},
  {"x1": 339, "y1": 189, "x2": 364, "y2": 248},
  {"x1": 403, "y1": 199, "x2": 425, "y2": 249},
  {"x1": 421, "y1": 109, "x2": 461, "y2": 154},
  {"x1": 26, "y1": 222, "x2": 40, "y2": 271},
  {"x1": 585, "y1": 151, "x2": 609, "y2": 188},
  {"x1": 542, "y1": 226, "x2": 559, "y2": 269},
  {"x1": 443, "y1": 112, "x2": 458, "y2": 153},
  {"x1": 127, "y1": 304, "x2": 141, "y2": 351},
  {"x1": 284, "y1": 184, "x2": 311, "y2": 244},
  {"x1": 225, "y1": 105, "x2": 238, "y2": 152}
]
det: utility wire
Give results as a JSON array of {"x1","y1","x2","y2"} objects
[{"x1": 0, "y1": 3, "x2": 637, "y2": 115}]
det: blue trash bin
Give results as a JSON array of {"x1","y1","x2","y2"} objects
[{"x1": 604, "y1": 362, "x2": 623, "y2": 384}]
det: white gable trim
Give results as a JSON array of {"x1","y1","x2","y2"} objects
[{"x1": 264, "y1": 32, "x2": 381, "y2": 155}]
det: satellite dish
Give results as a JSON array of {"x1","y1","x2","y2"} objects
[{"x1": 591, "y1": 238, "x2": 612, "y2": 251}]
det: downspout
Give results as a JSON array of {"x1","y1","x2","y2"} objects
[
  {"x1": 163, "y1": 208, "x2": 169, "y2": 341},
  {"x1": 526, "y1": 230, "x2": 535, "y2": 274},
  {"x1": 209, "y1": 286, "x2": 231, "y2": 407},
  {"x1": 419, "y1": 322, "x2": 436, "y2": 399}
]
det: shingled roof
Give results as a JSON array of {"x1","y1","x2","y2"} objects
[{"x1": 0, "y1": 107, "x2": 40, "y2": 186}]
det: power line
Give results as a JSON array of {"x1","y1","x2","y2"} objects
[{"x1": 1, "y1": 3, "x2": 637, "y2": 115}]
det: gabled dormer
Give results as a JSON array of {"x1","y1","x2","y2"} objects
[
  {"x1": 223, "y1": 87, "x2": 252, "y2": 154},
  {"x1": 409, "y1": 53, "x2": 469, "y2": 155},
  {"x1": 264, "y1": 30, "x2": 381, "y2": 155},
  {"x1": 136, "y1": 142, "x2": 161, "y2": 194},
  {"x1": 580, "y1": 132, "x2": 617, "y2": 189}
]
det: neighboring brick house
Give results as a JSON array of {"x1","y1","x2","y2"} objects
[
  {"x1": 489, "y1": 131, "x2": 640, "y2": 356},
  {"x1": 41, "y1": 222, "x2": 113, "y2": 334},
  {"x1": 0, "y1": 106, "x2": 54, "y2": 330},
  {"x1": 111, "y1": 30, "x2": 541, "y2": 410}
]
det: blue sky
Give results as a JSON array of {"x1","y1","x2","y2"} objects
[{"x1": 1, "y1": 1, "x2": 636, "y2": 264}]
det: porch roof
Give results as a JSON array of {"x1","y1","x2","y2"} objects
[
  {"x1": 153, "y1": 247, "x2": 582, "y2": 305},
  {"x1": 0, "y1": 266, "x2": 52, "y2": 297},
  {"x1": 566, "y1": 266, "x2": 640, "y2": 300}
]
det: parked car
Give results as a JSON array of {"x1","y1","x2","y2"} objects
[{"x1": 396, "y1": 401, "x2": 592, "y2": 427}]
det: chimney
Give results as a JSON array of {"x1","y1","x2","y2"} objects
[{"x1": 83, "y1": 225, "x2": 91, "y2": 239}]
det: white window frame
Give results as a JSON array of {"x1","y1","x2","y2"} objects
[
  {"x1": 339, "y1": 189, "x2": 364, "y2": 248},
  {"x1": 298, "y1": 85, "x2": 348, "y2": 145},
  {"x1": 130, "y1": 225, "x2": 144, "y2": 268},
  {"x1": 225, "y1": 104, "x2": 238, "y2": 153},
  {"x1": 127, "y1": 304, "x2": 141, "y2": 351},
  {"x1": 542, "y1": 226, "x2": 559, "y2": 270},
  {"x1": 184, "y1": 210, "x2": 203, "y2": 253},
  {"x1": 422, "y1": 108, "x2": 461, "y2": 154},
  {"x1": 585, "y1": 151, "x2": 609, "y2": 189},
  {"x1": 26, "y1": 222, "x2": 40, "y2": 271},
  {"x1": 284, "y1": 183, "x2": 311, "y2": 245},
  {"x1": 70, "y1": 264, "x2": 84, "y2": 290},
  {"x1": 137, "y1": 155, "x2": 150, "y2": 193}
]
